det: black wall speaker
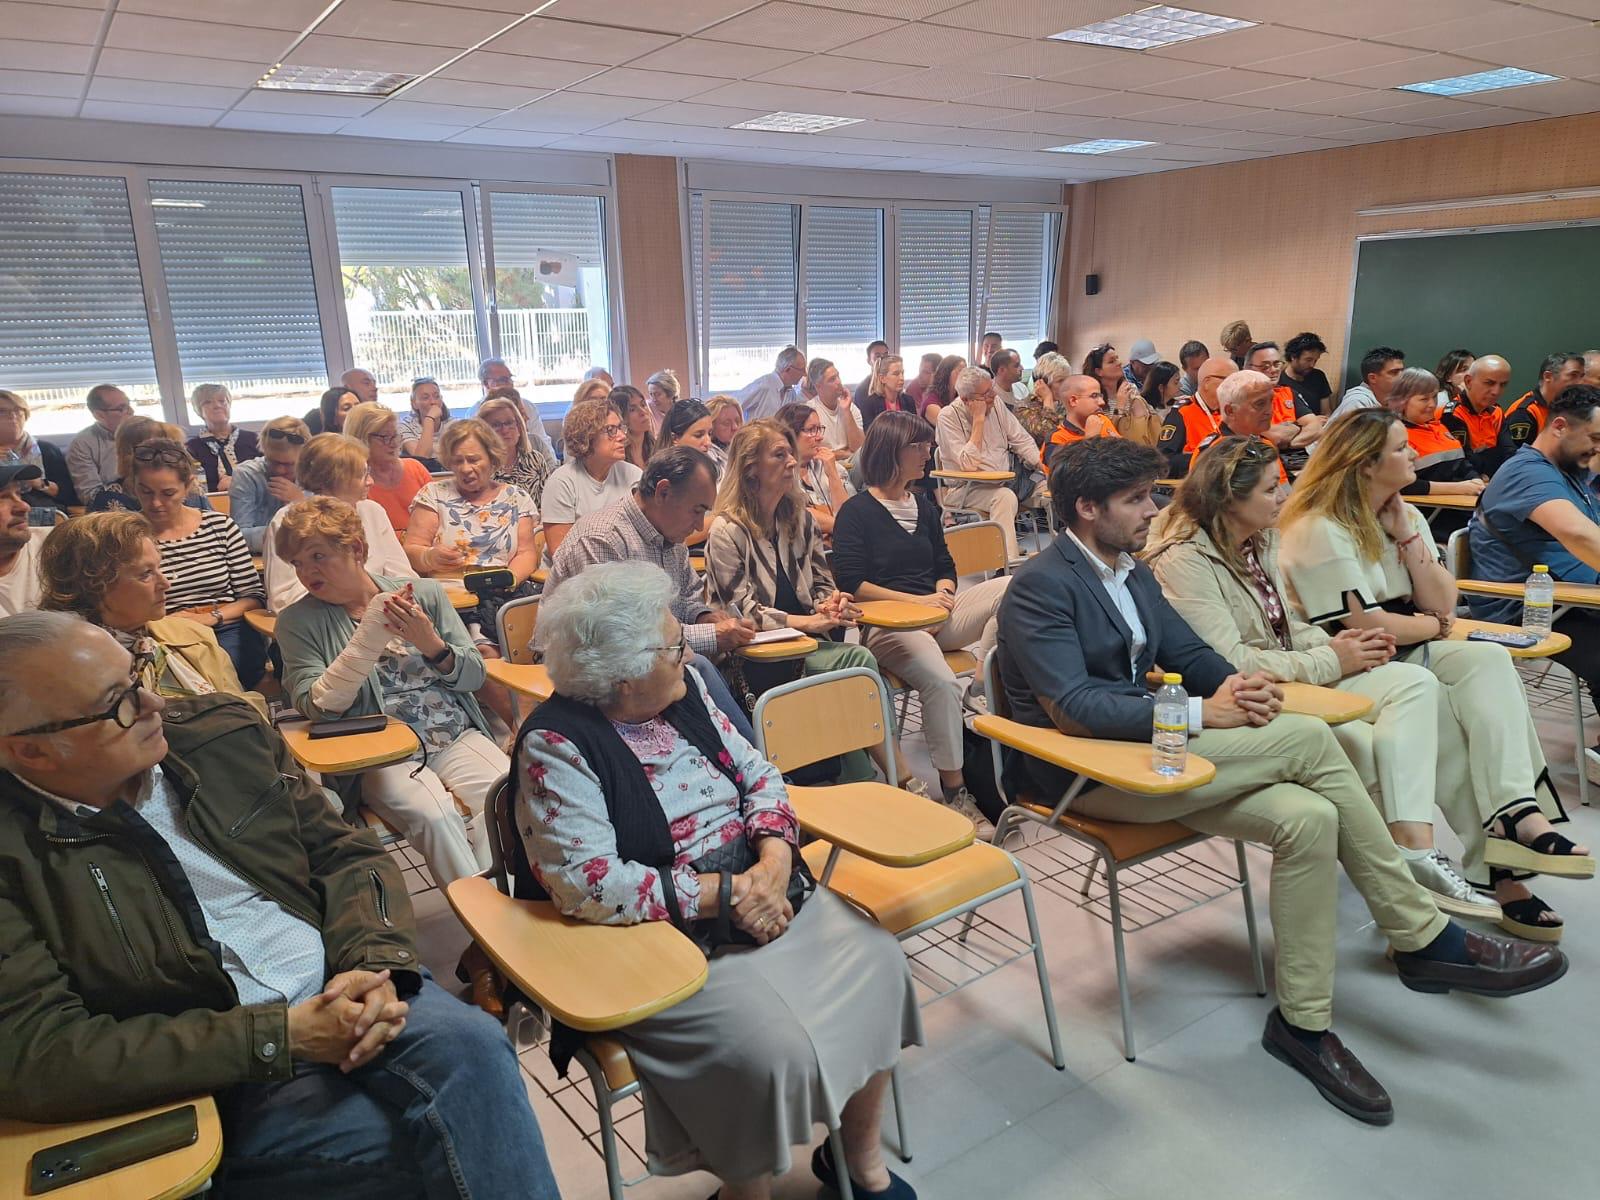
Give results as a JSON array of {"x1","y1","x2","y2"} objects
[{"x1": 1085, "y1": 273, "x2": 1101, "y2": 296}]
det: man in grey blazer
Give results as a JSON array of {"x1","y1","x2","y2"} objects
[{"x1": 996, "y1": 437, "x2": 1564, "y2": 1126}]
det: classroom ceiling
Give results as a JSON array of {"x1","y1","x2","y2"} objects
[{"x1": 1, "y1": 0, "x2": 1597, "y2": 181}]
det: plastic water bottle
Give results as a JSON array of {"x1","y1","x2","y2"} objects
[
  {"x1": 1152, "y1": 673, "x2": 1189, "y2": 777},
  {"x1": 1522, "y1": 565, "x2": 1554, "y2": 639}
]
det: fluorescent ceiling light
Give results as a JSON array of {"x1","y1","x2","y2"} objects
[
  {"x1": 1050, "y1": 5, "x2": 1253, "y2": 50},
  {"x1": 730, "y1": 111, "x2": 864, "y2": 133},
  {"x1": 1399, "y1": 66, "x2": 1558, "y2": 95},
  {"x1": 255, "y1": 64, "x2": 416, "y2": 96},
  {"x1": 1043, "y1": 138, "x2": 1156, "y2": 154}
]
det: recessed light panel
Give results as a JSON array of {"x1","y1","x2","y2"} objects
[
  {"x1": 730, "y1": 111, "x2": 864, "y2": 133},
  {"x1": 256, "y1": 64, "x2": 416, "y2": 96},
  {"x1": 1043, "y1": 139, "x2": 1156, "y2": 154},
  {"x1": 1050, "y1": 5, "x2": 1254, "y2": 51},
  {"x1": 1398, "y1": 67, "x2": 1559, "y2": 96}
]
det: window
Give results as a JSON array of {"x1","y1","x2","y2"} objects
[
  {"x1": 895, "y1": 208, "x2": 974, "y2": 369},
  {"x1": 149, "y1": 179, "x2": 328, "y2": 425},
  {"x1": 980, "y1": 210, "x2": 1058, "y2": 358},
  {"x1": 0, "y1": 173, "x2": 161, "y2": 436},
  {"x1": 701, "y1": 200, "x2": 798, "y2": 394},
  {"x1": 330, "y1": 187, "x2": 481, "y2": 416},
  {"x1": 484, "y1": 190, "x2": 610, "y2": 418},
  {"x1": 803, "y1": 206, "x2": 883, "y2": 387}
]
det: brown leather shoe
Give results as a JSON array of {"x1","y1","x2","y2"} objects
[
  {"x1": 1261, "y1": 1008, "x2": 1393, "y2": 1125},
  {"x1": 1394, "y1": 928, "x2": 1568, "y2": 997}
]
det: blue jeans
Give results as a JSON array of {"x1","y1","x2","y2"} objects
[
  {"x1": 214, "y1": 978, "x2": 559, "y2": 1200},
  {"x1": 688, "y1": 655, "x2": 756, "y2": 744},
  {"x1": 215, "y1": 619, "x2": 268, "y2": 690}
]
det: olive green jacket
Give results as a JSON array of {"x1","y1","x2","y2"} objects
[{"x1": 0, "y1": 694, "x2": 419, "y2": 1122}]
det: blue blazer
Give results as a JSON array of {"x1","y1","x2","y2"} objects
[{"x1": 995, "y1": 534, "x2": 1233, "y2": 798}]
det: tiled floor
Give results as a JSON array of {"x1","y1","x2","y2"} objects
[{"x1": 409, "y1": 606, "x2": 1600, "y2": 1200}]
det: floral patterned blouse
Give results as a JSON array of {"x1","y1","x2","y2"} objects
[
  {"x1": 374, "y1": 647, "x2": 473, "y2": 754},
  {"x1": 411, "y1": 478, "x2": 538, "y2": 569},
  {"x1": 516, "y1": 672, "x2": 797, "y2": 925},
  {"x1": 1013, "y1": 399, "x2": 1061, "y2": 449}
]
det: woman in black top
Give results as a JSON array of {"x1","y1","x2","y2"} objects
[
  {"x1": 857, "y1": 354, "x2": 914, "y2": 431},
  {"x1": 832, "y1": 411, "x2": 1009, "y2": 819}
]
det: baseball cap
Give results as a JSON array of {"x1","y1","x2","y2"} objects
[
  {"x1": 0, "y1": 463, "x2": 42, "y2": 491},
  {"x1": 1129, "y1": 339, "x2": 1161, "y2": 365}
]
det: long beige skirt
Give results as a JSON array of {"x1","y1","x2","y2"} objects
[{"x1": 618, "y1": 889, "x2": 922, "y2": 1182}]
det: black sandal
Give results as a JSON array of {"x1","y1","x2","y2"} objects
[
  {"x1": 1490, "y1": 867, "x2": 1564, "y2": 943},
  {"x1": 1482, "y1": 804, "x2": 1596, "y2": 879}
]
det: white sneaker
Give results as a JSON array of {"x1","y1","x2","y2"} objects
[
  {"x1": 1406, "y1": 849, "x2": 1502, "y2": 920},
  {"x1": 942, "y1": 786, "x2": 991, "y2": 831},
  {"x1": 1585, "y1": 745, "x2": 1600, "y2": 786},
  {"x1": 899, "y1": 776, "x2": 933, "y2": 801}
]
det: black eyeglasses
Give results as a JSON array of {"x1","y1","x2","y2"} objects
[
  {"x1": 265, "y1": 428, "x2": 307, "y2": 445},
  {"x1": 132, "y1": 445, "x2": 191, "y2": 467},
  {"x1": 644, "y1": 630, "x2": 688, "y2": 665},
  {"x1": 8, "y1": 654, "x2": 154, "y2": 737}
]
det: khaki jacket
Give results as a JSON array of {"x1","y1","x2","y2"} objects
[
  {"x1": 146, "y1": 615, "x2": 268, "y2": 719},
  {"x1": 0, "y1": 695, "x2": 419, "y2": 1122},
  {"x1": 1142, "y1": 518, "x2": 1344, "y2": 685}
]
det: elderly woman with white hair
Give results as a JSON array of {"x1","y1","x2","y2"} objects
[
  {"x1": 644, "y1": 367, "x2": 681, "y2": 437},
  {"x1": 184, "y1": 383, "x2": 260, "y2": 493},
  {"x1": 515, "y1": 562, "x2": 921, "y2": 1200}
]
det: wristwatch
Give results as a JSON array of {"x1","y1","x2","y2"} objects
[
  {"x1": 424, "y1": 644, "x2": 452, "y2": 666},
  {"x1": 210, "y1": 603, "x2": 223, "y2": 624}
]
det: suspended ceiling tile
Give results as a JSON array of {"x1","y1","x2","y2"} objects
[
  {"x1": 961, "y1": 78, "x2": 1107, "y2": 111},
  {"x1": 1259, "y1": 38, "x2": 1433, "y2": 79},
  {"x1": 1482, "y1": 78, "x2": 1600, "y2": 116},
  {"x1": 214, "y1": 110, "x2": 353, "y2": 133},
  {"x1": 541, "y1": 0, "x2": 772, "y2": 35},
  {"x1": 628, "y1": 38, "x2": 809, "y2": 78},
  {"x1": 796, "y1": 0, "x2": 979, "y2": 17},
  {"x1": 1395, "y1": 5, "x2": 1587, "y2": 52},
  {"x1": 1146, "y1": 25, "x2": 1350, "y2": 67},
  {"x1": 920, "y1": 0, "x2": 1132, "y2": 39},
  {"x1": 105, "y1": 13, "x2": 295, "y2": 60},
  {"x1": 0, "y1": 39, "x2": 92, "y2": 72},
  {"x1": 366, "y1": 98, "x2": 509, "y2": 126},
  {"x1": 856, "y1": 67, "x2": 1025, "y2": 102},
  {"x1": 1351, "y1": 95, "x2": 1504, "y2": 122},
  {"x1": 755, "y1": 54, "x2": 922, "y2": 90},
  {"x1": 1130, "y1": 67, "x2": 1299, "y2": 102},
  {"x1": 86, "y1": 77, "x2": 244, "y2": 109},
  {"x1": 698, "y1": 2, "x2": 905, "y2": 52},
  {"x1": 436, "y1": 51, "x2": 599, "y2": 86},
  {"x1": 411, "y1": 0, "x2": 538, "y2": 10},
  {"x1": 285, "y1": 35, "x2": 461, "y2": 75},
  {"x1": 398, "y1": 77, "x2": 558, "y2": 108},
  {"x1": 828, "y1": 24, "x2": 1027, "y2": 67},
  {"x1": 1285, "y1": 86, "x2": 1411, "y2": 117},
  {"x1": 118, "y1": 0, "x2": 333, "y2": 32},
  {"x1": 967, "y1": 108, "x2": 1110, "y2": 135},
  {"x1": 1047, "y1": 90, "x2": 1190, "y2": 118},
  {"x1": 899, "y1": 101, "x2": 1031, "y2": 128},
  {"x1": 566, "y1": 68, "x2": 726, "y2": 101},
  {"x1": 95, "y1": 48, "x2": 269, "y2": 87},
  {"x1": 1043, "y1": 48, "x2": 1213, "y2": 87},
  {"x1": 80, "y1": 100, "x2": 226, "y2": 125},
  {"x1": 485, "y1": 17, "x2": 677, "y2": 64},
  {"x1": 334, "y1": 117, "x2": 462, "y2": 139},
  {"x1": 0, "y1": 68, "x2": 83, "y2": 98},
  {"x1": 1323, "y1": 51, "x2": 1485, "y2": 89},
  {"x1": 1224, "y1": 107, "x2": 1348, "y2": 133},
  {"x1": 235, "y1": 89, "x2": 387, "y2": 116},
  {"x1": 316, "y1": 0, "x2": 518, "y2": 48},
  {"x1": 1131, "y1": 98, "x2": 1273, "y2": 129},
  {"x1": 0, "y1": 93, "x2": 78, "y2": 115},
  {"x1": 1232, "y1": 77, "x2": 1377, "y2": 108},
  {"x1": 446, "y1": 126, "x2": 566, "y2": 146},
  {"x1": 485, "y1": 91, "x2": 665, "y2": 128},
  {"x1": 0, "y1": 1, "x2": 106, "y2": 43},
  {"x1": 1206, "y1": 0, "x2": 1511, "y2": 39},
  {"x1": 1486, "y1": 27, "x2": 1600, "y2": 74},
  {"x1": 1404, "y1": 105, "x2": 1553, "y2": 130}
]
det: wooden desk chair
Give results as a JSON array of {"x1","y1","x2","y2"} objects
[
  {"x1": 451, "y1": 777, "x2": 867, "y2": 1200},
  {"x1": 753, "y1": 668, "x2": 1066, "y2": 1073},
  {"x1": 206, "y1": 491, "x2": 230, "y2": 516},
  {"x1": 528, "y1": 528, "x2": 548, "y2": 586},
  {"x1": 494, "y1": 594, "x2": 539, "y2": 665},
  {"x1": 944, "y1": 519, "x2": 1009, "y2": 580},
  {"x1": 1446, "y1": 528, "x2": 1589, "y2": 808},
  {"x1": 973, "y1": 652, "x2": 1264, "y2": 1061},
  {"x1": 0, "y1": 1096, "x2": 222, "y2": 1200}
]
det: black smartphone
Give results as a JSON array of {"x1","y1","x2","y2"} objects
[
  {"x1": 1466, "y1": 629, "x2": 1539, "y2": 649},
  {"x1": 464, "y1": 567, "x2": 515, "y2": 597},
  {"x1": 29, "y1": 1105, "x2": 198, "y2": 1194},
  {"x1": 307, "y1": 713, "x2": 390, "y2": 739}
]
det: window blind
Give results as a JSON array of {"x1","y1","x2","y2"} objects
[
  {"x1": 149, "y1": 179, "x2": 326, "y2": 387},
  {"x1": 983, "y1": 210, "x2": 1055, "y2": 351},
  {"x1": 330, "y1": 187, "x2": 471, "y2": 267},
  {"x1": 705, "y1": 200, "x2": 797, "y2": 351},
  {"x1": 804, "y1": 206, "x2": 883, "y2": 350},
  {"x1": 486, "y1": 192, "x2": 605, "y2": 266},
  {"x1": 895, "y1": 208, "x2": 973, "y2": 349},
  {"x1": 0, "y1": 173, "x2": 158, "y2": 389}
]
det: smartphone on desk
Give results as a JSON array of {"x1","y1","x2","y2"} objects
[
  {"x1": 307, "y1": 713, "x2": 390, "y2": 739},
  {"x1": 1466, "y1": 629, "x2": 1539, "y2": 649},
  {"x1": 29, "y1": 1105, "x2": 198, "y2": 1194}
]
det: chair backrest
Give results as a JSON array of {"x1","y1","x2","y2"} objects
[
  {"x1": 529, "y1": 526, "x2": 545, "y2": 566},
  {"x1": 946, "y1": 520, "x2": 1008, "y2": 578},
  {"x1": 497, "y1": 595, "x2": 540, "y2": 664},
  {"x1": 753, "y1": 666, "x2": 896, "y2": 781},
  {"x1": 484, "y1": 772, "x2": 513, "y2": 894},
  {"x1": 1446, "y1": 527, "x2": 1470, "y2": 579},
  {"x1": 208, "y1": 491, "x2": 231, "y2": 516},
  {"x1": 981, "y1": 649, "x2": 1017, "y2": 804}
]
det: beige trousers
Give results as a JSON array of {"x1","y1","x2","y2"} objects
[
  {"x1": 950, "y1": 484, "x2": 1021, "y2": 560},
  {"x1": 1070, "y1": 712, "x2": 1447, "y2": 1030}
]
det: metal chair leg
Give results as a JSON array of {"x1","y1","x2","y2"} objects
[
  {"x1": 595, "y1": 1083, "x2": 625, "y2": 1200},
  {"x1": 1020, "y1": 877, "x2": 1066, "y2": 1070},
  {"x1": 1106, "y1": 864, "x2": 1136, "y2": 1061},
  {"x1": 1235, "y1": 841, "x2": 1267, "y2": 997},
  {"x1": 1572, "y1": 671, "x2": 1590, "y2": 808},
  {"x1": 890, "y1": 1064, "x2": 911, "y2": 1161},
  {"x1": 828, "y1": 1126, "x2": 855, "y2": 1200},
  {"x1": 1080, "y1": 855, "x2": 1100, "y2": 898}
]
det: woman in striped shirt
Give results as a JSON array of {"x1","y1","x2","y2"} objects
[{"x1": 131, "y1": 439, "x2": 267, "y2": 687}]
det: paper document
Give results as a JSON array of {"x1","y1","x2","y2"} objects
[{"x1": 746, "y1": 627, "x2": 807, "y2": 645}]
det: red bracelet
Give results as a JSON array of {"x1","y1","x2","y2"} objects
[{"x1": 1396, "y1": 532, "x2": 1422, "y2": 551}]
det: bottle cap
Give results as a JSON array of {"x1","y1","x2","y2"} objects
[
  {"x1": 1162, "y1": 672, "x2": 1182, "y2": 685},
  {"x1": 1534, "y1": 564, "x2": 1549, "y2": 573}
]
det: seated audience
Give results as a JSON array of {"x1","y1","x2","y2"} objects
[
  {"x1": 346, "y1": 402, "x2": 431, "y2": 533},
  {"x1": 645, "y1": 368, "x2": 681, "y2": 436},
  {"x1": 88, "y1": 416, "x2": 211, "y2": 514},
  {"x1": 996, "y1": 436, "x2": 1566, "y2": 1123},
  {"x1": 1011, "y1": 352, "x2": 1067, "y2": 448},
  {"x1": 67, "y1": 383, "x2": 133, "y2": 500},
  {"x1": 1499, "y1": 351, "x2": 1587, "y2": 454},
  {"x1": 1245, "y1": 341, "x2": 1323, "y2": 462},
  {"x1": 935, "y1": 366, "x2": 1042, "y2": 561},
  {"x1": 739, "y1": 345, "x2": 806, "y2": 421},
  {"x1": 1442, "y1": 354, "x2": 1511, "y2": 477},
  {"x1": 978, "y1": 331, "x2": 1003, "y2": 368},
  {"x1": 1219, "y1": 319, "x2": 1254, "y2": 368},
  {"x1": 834, "y1": 411, "x2": 1010, "y2": 820},
  {"x1": 0, "y1": 611, "x2": 559, "y2": 1198},
  {"x1": 858, "y1": 353, "x2": 914, "y2": 431},
  {"x1": 1330, "y1": 346, "x2": 1405, "y2": 422},
  {"x1": 1122, "y1": 338, "x2": 1160, "y2": 392},
  {"x1": 39, "y1": 511, "x2": 262, "y2": 713},
  {"x1": 278, "y1": 497, "x2": 503, "y2": 889},
  {"x1": 583, "y1": 364, "x2": 615, "y2": 389},
  {"x1": 185, "y1": 383, "x2": 260, "y2": 493},
  {"x1": 542, "y1": 398, "x2": 643, "y2": 556},
  {"x1": 1120, "y1": 360, "x2": 1179, "y2": 446},
  {"x1": 1434, "y1": 348, "x2": 1475, "y2": 411},
  {"x1": 1176, "y1": 340, "x2": 1209, "y2": 397},
  {"x1": 1282, "y1": 332, "x2": 1333, "y2": 414},
  {"x1": 921, "y1": 354, "x2": 966, "y2": 426},
  {"x1": 779, "y1": 402, "x2": 850, "y2": 537},
  {"x1": 263, "y1": 434, "x2": 411, "y2": 612},
  {"x1": 230, "y1": 415, "x2": 311, "y2": 551},
  {"x1": 1281, "y1": 409, "x2": 1586, "y2": 939},
  {"x1": 1044, "y1": 370, "x2": 1120, "y2": 473},
  {"x1": 517, "y1": 564, "x2": 920, "y2": 1200},
  {"x1": 1586, "y1": 350, "x2": 1600, "y2": 386},
  {"x1": 398, "y1": 377, "x2": 448, "y2": 466},
  {"x1": 477, "y1": 390, "x2": 552, "y2": 508},
  {"x1": 613, "y1": 384, "x2": 657, "y2": 471},
  {"x1": 1386, "y1": 368, "x2": 1486, "y2": 521},
  {"x1": 903, "y1": 351, "x2": 941, "y2": 413},
  {"x1": 659, "y1": 398, "x2": 714, "y2": 457},
  {"x1": 131, "y1": 438, "x2": 266, "y2": 688},
  {"x1": 989, "y1": 347, "x2": 1027, "y2": 406},
  {"x1": 1191, "y1": 370, "x2": 1287, "y2": 483},
  {"x1": 543, "y1": 446, "x2": 757, "y2": 742},
  {"x1": 480, "y1": 361, "x2": 559, "y2": 464},
  {"x1": 807, "y1": 357, "x2": 864, "y2": 453},
  {"x1": 0, "y1": 464, "x2": 47, "y2": 616},
  {"x1": 1158, "y1": 356, "x2": 1234, "y2": 477},
  {"x1": 852, "y1": 340, "x2": 889, "y2": 407},
  {"x1": 705, "y1": 424, "x2": 920, "y2": 792},
  {"x1": 706, "y1": 394, "x2": 743, "y2": 474},
  {"x1": 1083, "y1": 344, "x2": 1138, "y2": 418},
  {"x1": 573, "y1": 377, "x2": 611, "y2": 407},
  {"x1": 1467, "y1": 385, "x2": 1600, "y2": 778},
  {"x1": 1147, "y1": 438, "x2": 1562, "y2": 928},
  {"x1": 308, "y1": 383, "x2": 361, "y2": 438},
  {"x1": 0, "y1": 389, "x2": 76, "y2": 523}
]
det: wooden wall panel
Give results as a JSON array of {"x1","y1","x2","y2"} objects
[{"x1": 614, "y1": 154, "x2": 690, "y2": 389}]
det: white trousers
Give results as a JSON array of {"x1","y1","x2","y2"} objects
[
  {"x1": 360, "y1": 729, "x2": 504, "y2": 885},
  {"x1": 864, "y1": 575, "x2": 1011, "y2": 772}
]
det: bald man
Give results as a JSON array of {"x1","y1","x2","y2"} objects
[
  {"x1": 1442, "y1": 355, "x2": 1511, "y2": 477},
  {"x1": 1157, "y1": 356, "x2": 1235, "y2": 478},
  {"x1": 1044, "y1": 375, "x2": 1119, "y2": 474},
  {"x1": 341, "y1": 367, "x2": 379, "y2": 406}
]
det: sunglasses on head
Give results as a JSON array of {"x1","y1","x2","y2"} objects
[
  {"x1": 265, "y1": 429, "x2": 307, "y2": 445},
  {"x1": 132, "y1": 445, "x2": 191, "y2": 466}
]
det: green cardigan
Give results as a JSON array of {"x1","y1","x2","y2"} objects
[{"x1": 275, "y1": 573, "x2": 492, "y2": 737}]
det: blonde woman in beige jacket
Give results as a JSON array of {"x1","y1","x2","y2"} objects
[{"x1": 1144, "y1": 436, "x2": 1566, "y2": 935}]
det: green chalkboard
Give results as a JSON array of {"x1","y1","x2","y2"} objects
[{"x1": 1343, "y1": 222, "x2": 1599, "y2": 393}]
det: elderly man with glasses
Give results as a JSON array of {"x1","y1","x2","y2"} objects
[
  {"x1": 0, "y1": 611, "x2": 561, "y2": 1199},
  {"x1": 229, "y1": 415, "x2": 311, "y2": 553}
]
